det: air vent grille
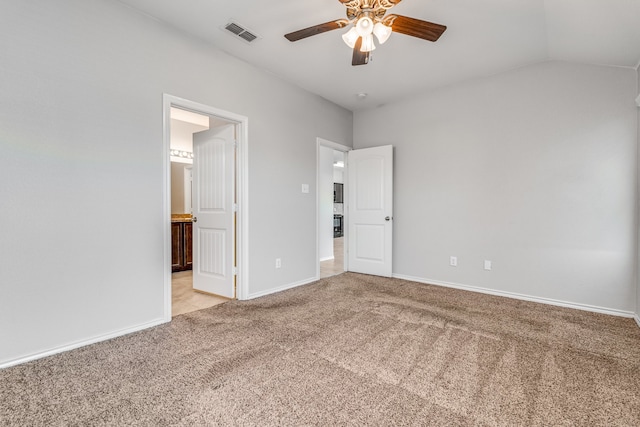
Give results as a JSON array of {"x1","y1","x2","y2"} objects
[
  {"x1": 224, "y1": 22, "x2": 260, "y2": 44},
  {"x1": 238, "y1": 31, "x2": 257, "y2": 43}
]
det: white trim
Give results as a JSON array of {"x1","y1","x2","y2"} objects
[
  {"x1": 320, "y1": 256, "x2": 335, "y2": 262},
  {"x1": 635, "y1": 314, "x2": 640, "y2": 328},
  {"x1": 316, "y1": 138, "x2": 351, "y2": 280},
  {"x1": 163, "y1": 94, "x2": 249, "y2": 314},
  {"x1": 162, "y1": 96, "x2": 172, "y2": 322},
  {"x1": 393, "y1": 274, "x2": 636, "y2": 319},
  {"x1": 318, "y1": 138, "x2": 352, "y2": 152},
  {"x1": 0, "y1": 318, "x2": 166, "y2": 370},
  {"x1": 236, "y1": 113, "x2": 250, "y2": 301},
  {"x1": 246, "y1": 276, "x2": 317, "y2": 300}
]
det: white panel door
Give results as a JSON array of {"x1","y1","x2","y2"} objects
[
  {"x1": 347, "y1": 145, "x2": 393, "y2": 277},
  {"x1": 192, "y1": 124, "x2": 235, "y2": 298}
]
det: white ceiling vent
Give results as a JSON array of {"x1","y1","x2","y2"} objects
[{"x1": 223, "y1": 21, "x2": 259, "y2": 44}]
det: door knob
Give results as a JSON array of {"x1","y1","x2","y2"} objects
[
  {"x1": 192, "y1": 216, "x2": 198, "y2": 223},
  {"x1": 385, "y1": 216, "x2": 391, "y2": 221}
]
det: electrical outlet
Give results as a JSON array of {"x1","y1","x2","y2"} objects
[
  {"x1": 275, "y1": 258, "x2": 282, "y2": 269},
  {"x1": 484, "y1": 260, "x2": 492, "y2": 271},
  {"x1": 450, "y1": 256, "x2": 457, "y2": 267}
]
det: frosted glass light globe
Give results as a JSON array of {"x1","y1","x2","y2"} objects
[
  {"x1": 373, "y1": 22, "x2": 392, "y2": 44},
  {"x1": 342, "y1": 27, "x2": 359, "y2": 49},
  {"x1": 360, "y1": 34, "x2": 376, "y2": 52},
  {"x1": 356, "y1": 16, "x2": 374, "y2": 37}
]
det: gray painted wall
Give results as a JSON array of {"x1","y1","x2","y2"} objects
[
  {"x1": 354, "y1": 61, "x2": 638, "y2": 313},
  {"x1": 637, "y1": 68, "x2": 640, "y2": 320},
  {"x1": 0, "y1": 0, "x2": 352, "y2": 365}
]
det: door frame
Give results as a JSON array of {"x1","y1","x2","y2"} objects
[
  {"x1": 163, "y1": 94, "x2": 249, "y2": 321},
  {"x1": 316, "y1": 137, "x2": 351, "y2": 279}
]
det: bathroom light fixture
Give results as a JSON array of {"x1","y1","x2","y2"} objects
[{"x1": 170, "y1": 149, "x2": 193, "y2": 160}]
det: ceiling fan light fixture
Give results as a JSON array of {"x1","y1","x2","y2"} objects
[
  {"x1": 342, "y1": 26, "x2": 359, "y2": 49},
  {"x1": 355, "y1": 16, "x2": 374, "y2": 37},
  {"x1": 283, "y1": 0, "x2": 448, "y2": 66},
  {"x1": 373, "y1": 22, "x2": 392, "y2": 44},
  {"x1": 360, "y1": 33, "x2": 376, "y2": 52}
]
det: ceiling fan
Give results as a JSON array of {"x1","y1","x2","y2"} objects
[{"x1": 284, "y1": 0, "x2": 447, "y2": 66}]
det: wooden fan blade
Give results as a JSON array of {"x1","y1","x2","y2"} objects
[
  {"x1": 285, "y1": 20, "x2": 348, "y2": 42},
  {"x1": 352, "y1": 37, "x2": 370, "y2": 66},
  {"x1": 385, "y1": 14, "x2": 447, "y2": 42}
]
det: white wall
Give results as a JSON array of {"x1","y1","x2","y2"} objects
[
  {"x1": 0, "y1": 0, "x2": 352, "y2": 366},
  {"x1": 354, "y1": 61, "x2": 638, "y2": 314},
  {"x1": 170, "y1": 119, "x2": 197, "y2": 153},
  {"x1": 319, "y1": 146, "x2": 334, "y2": 261},
  {"x1": 637, "y1": 68, "x2": 640, "y2": 322}
]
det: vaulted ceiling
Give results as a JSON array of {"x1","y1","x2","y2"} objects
[{"x1": 117, "y1": 0, "x2": 640, "y2": 111}]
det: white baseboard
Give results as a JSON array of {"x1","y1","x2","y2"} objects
[
  {"x1": 246, "y1": 276, "x2": 318, "y2": 300},
  {"x1": 392, "y1": 274, "x2": 636, "y2": 319},
  {"x1": 319, "y1": 256, "x2": 335, "y2": 262},
  {"x1": 0, "y1": 318, "x2": 167, "y2": 370},
  {"x1": 635, "y1": 314, "x2": 640, "y2": 328}
]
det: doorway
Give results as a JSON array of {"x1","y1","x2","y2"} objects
[
  {"x1": 169, "y1": 109, "x2": 232, "y2": 316},
  {"x1": 317, "y1": 138, "x2": 350, "y2": 279},
  {"x1": 163, "y1": 95, "x2": 249, "y2": 321}
]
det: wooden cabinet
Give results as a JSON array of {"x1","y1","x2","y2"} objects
[
  {"x1": 171, "y1": 223, "x2": 183, "y2": 271},
  {"x1": 171, "y1": 221, "x2": 193, "y2": 272},
  {"x1": 183, "y1": 222, "x2": 192, "y2": 269}
]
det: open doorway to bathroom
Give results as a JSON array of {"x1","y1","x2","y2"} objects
[
  {"x1": 164, "y1": 94, "x2": 249, "y2": 321},
  {"x1": 170, "y1": 107, "x2": 230, "y2": 316}
]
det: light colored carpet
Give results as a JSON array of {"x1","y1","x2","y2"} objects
[{"x1": 2, "y1": 273, "x2": 639, "y2": 426}]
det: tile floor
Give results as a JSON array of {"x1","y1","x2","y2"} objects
[
  {"x1": 172, "y1": 270, "x2": 228, "y2": 317},
  {"x1": 320, "y1": 237, "x2": 344, "y2": 278}
]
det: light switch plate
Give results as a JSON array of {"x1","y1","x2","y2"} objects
[{"x1": 301, "y1": 184, "x2": 309, "y2": 193}]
